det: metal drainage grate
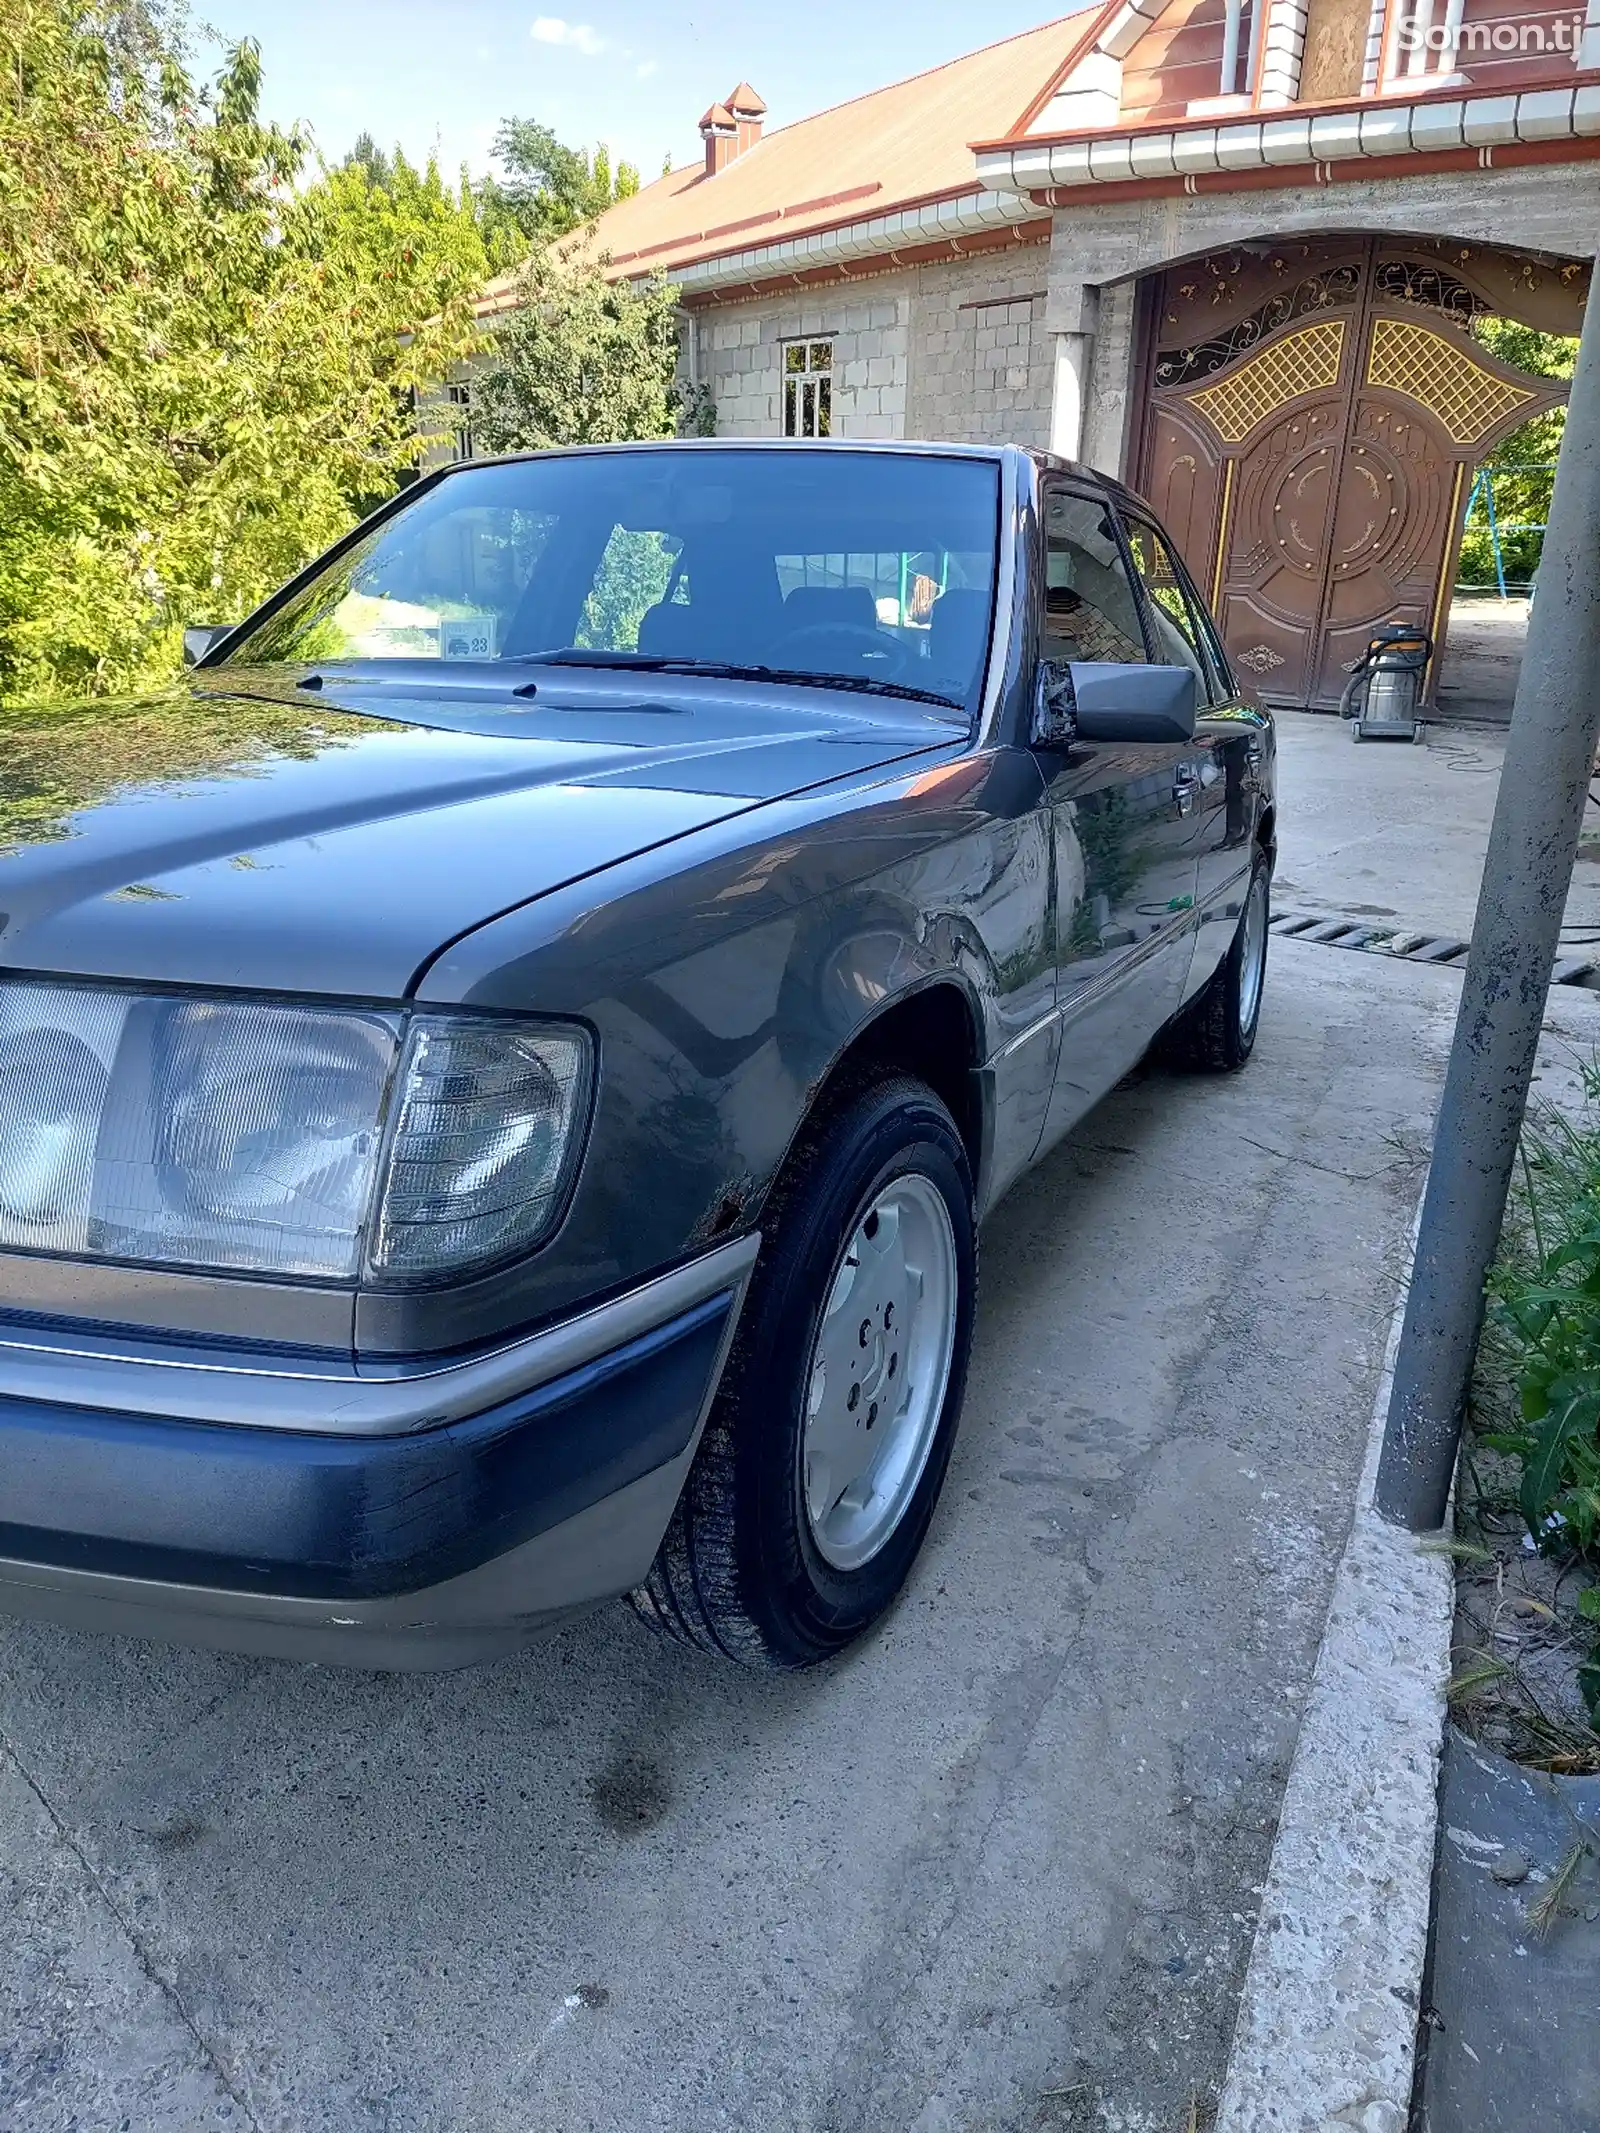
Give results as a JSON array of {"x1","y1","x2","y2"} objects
[{"x1": 1269, "y1": 910, "x2": 1600, "y2": 991}]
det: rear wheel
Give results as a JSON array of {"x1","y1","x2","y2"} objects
[
  {"x1": 631, "y1": 1076, "x2": 976, "y2": 1670},
  {"x1": 1164, "y1": 855, "x2": 1270, "y2": 1073}
]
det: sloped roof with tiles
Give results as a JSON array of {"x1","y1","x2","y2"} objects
[{"x1": 471, "y1": 13, "x2": 1100, "y2": 316}]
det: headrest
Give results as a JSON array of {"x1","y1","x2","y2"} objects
[{"x1": 783, "y1": 584, "x2": 879, "y2": 634}]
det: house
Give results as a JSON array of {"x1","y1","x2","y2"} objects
[{"x1": 469, "y1": 3, "x2": 1600, "y2": 708}]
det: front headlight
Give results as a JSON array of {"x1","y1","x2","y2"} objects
[
  {"x1": 0, "y1": 980, "x2": 592, "y2": 1283},
  {"x1": 369, "y1": 1018, "x2": 591, "y2": 1278}
]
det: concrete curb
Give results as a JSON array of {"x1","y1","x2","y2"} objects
[{"x1": 1215, "y1": 1212, "x2": 1455, "y2": 2133}]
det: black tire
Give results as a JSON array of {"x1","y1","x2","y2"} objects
[
  {"x1": 1163, "y1": 854, "x2": 1270, "y2": 1073},
  {"x1": 630, "y1": 1076, "x2": 977, "y2": 1671}
]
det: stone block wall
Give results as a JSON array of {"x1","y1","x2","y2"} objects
[
  {"x1": 903, "y1": 249, "x2": 1053, "y2": 446},
  {"x1": 692, "y1": 292, "x2": 910, "y2": 439},
  {"x1": 688, "y1": 242, "x2": 1053, "y2": 448},
  {"x1": 679, "y1": 164, "x2": 1600, "y2": 470}
]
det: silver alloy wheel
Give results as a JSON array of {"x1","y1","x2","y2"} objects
[
  {"x1": 801, "y1": 1172, "x2": 959, "y2": 1572},
  {"x1": 1238, "y1": 868, "x2": 1269, "y2": 1039}
]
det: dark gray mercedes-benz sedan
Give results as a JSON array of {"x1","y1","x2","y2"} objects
[{"x1": 0, "y1": 442, "x2": 1274, "y2": 1670}]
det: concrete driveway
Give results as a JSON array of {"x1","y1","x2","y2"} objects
[
  {"x1": 1270, "y1": 708, "x2": 1600, "y2": 944},
  {"x1": 0, "y1": 720, "x2": 1544, "y2": 2133}
]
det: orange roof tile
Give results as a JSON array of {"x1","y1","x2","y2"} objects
[
  {"x1": 473, "y1": 13, "x2": 1094, "y2": 312},
  {"x1": 727, "y1": 82, "x2": 767, "y2": 115}
]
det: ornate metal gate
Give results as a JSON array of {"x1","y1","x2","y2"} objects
[{"x1": 1134, "y1": 238, "x2": 1576, "y2": 708}]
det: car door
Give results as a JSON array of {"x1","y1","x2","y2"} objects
[
  {"x1": 1119, "y1": 509, "x2": 1259, "y2": 1003},
  {"x1": 1033, "y1": 481, "x2": 1201, "y2": 1152}
]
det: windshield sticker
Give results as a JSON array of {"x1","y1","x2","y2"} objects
[{"x1": 440, "y1": 611, "x2": 498, "y2": 661}]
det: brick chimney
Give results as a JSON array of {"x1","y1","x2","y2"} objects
[
  {"x1": 699, "y1": 102, "x2": 738, "y2": 177},
  {"x1": 727, "y1": 83, "x2": 766, "y2": 156}
]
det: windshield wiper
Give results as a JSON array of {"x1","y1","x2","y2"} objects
[
  {"x1": 513, "y1": 649, "x2": 965, "y2": 712},
  {"x1": 751, "y1": 666, "x2": 965, "y2": 712},
  {"x1": 515, "y1": 650, "x2": 687, "y2": 669}
]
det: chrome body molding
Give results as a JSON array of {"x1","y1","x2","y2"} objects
[{"x1": 0, "y1": 1233, "x2": 762, "y2": 1440}]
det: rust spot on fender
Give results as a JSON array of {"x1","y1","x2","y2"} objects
[{"x1": 694, "y1": 1183, "x2": 752, "y2": 1243}]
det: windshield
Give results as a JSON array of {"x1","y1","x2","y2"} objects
[{"x1": 222, "y1": 448, "x2": 1001, "y2": 714}]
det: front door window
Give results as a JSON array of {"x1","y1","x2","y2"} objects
[
  {"x1": 1034, "y1": 483, "x2": 1201, "y2": 1144},
  {"x1": 1123, "y1": 514, "x2": 1256, "y2": 910},
  {"x1": 1120, "y1": 517, "x2": 1219, "y2": 700},
  {"x1": 1041, "y1": 488, "x2": 1147, "y2": 666}
]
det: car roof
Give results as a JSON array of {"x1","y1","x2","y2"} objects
[
  {"x1": 438, "y1": 437, "x2": 1015, "y2": 470},
  {"x1": 431, "y1": 437, "x2": 1129, "y2": 501}
]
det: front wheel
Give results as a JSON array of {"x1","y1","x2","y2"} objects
[
  {"x1": 1163, "y1": 855, "x2": 1270, "y2": 1073},
  {"x1": 630, "y1": 1076, "x2": 977, "y2": 1670}
]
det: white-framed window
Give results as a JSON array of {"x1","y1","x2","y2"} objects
[
  {"x1": 1220, "y1": 0, "x2": 1258, "y2": 93},
  {"x1": 783, "y1": 339, "x2": 833, "y2": 437},
  {"x1": 447, "y1": 380, "x2": 473, "y2": 462},
  {"x1": 1387, "y1": 0, "x2": 1472, "y2": 82}
]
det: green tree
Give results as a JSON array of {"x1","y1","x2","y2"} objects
[
  {"x1": 0, "y1": 0, "x2": 489, "y2": 703},
  {"x1": 345, "y1": 129, "x2": 394, "y2": 191},
  {"x1": 0, "y1": 2, "x2": 680, "y2": 705},
  {"x1": 470, "y1": 237, "x2": 682, "y2": 452},
  {"x1": 492, "y1": 117, "x2": 642, "y2": 237},
  {"x1": 340, "y1": 135, "x2": 525, "y2": 277},
  {"x1": 1459, "y1": 318, "x2": 1577, "y2": 592}
]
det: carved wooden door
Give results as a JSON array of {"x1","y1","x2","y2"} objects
[
  {"x1": 1313, "y1": 380, "x2": 1456, "y2": 697},
  {"x1": 1194, "y1": 316, "x2": 1353, "y2": 699},
  {"x1": 1311, "y1": 312, "x2": 1557, "y2": 700},
  {"x1": 1137, "y1": 240, "x2": 1571, "y2": 709}
]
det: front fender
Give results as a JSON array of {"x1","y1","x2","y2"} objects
[{"x1": 362, "y1": 747, "x2": 1052, "y2": 1358}]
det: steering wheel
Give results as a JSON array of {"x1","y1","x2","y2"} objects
[{"x1": 775, "y1": 622, "x2": 911, "y2": 682}]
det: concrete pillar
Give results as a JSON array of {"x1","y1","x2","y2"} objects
[
  {"x1": 1080, "y1": 281, "x2": 1138, "y2": 478},
  {"x1": 1047, "y1": 283, "x2": 1100, "y2": 462},
  {"x1": 1050, "y1": 333, "x2": 1092, "y2": 460}
]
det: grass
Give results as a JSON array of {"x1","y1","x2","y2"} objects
[
  {"x1": 1451, "y1": 1065, "x2": 1600, "y2": 1773},
  {"x1": 1527, "y1": 1840, "x2": 1591, "y2": 1938}
]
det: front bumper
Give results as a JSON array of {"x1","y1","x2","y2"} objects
[{"x1": 0, "y1": 1235, "x2": 757, "y2": 1669}]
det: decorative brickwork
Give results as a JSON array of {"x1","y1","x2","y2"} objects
[{"x1": 1256, "y1": 0, "x2": 1309, "y2": 102}]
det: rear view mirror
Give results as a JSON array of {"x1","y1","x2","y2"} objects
[
  {"x1": 1033, "y1": 660, "x2": 1196, "y2": 745},
  {"x1": 183, "y1": 624, "x2": 233, "y2": 666}
]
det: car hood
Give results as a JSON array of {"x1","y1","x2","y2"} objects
[{"x1": 0, "y1": 672, "x2": 958, "y2": 997}]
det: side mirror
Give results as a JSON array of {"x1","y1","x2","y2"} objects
[
  {"x1": 1032, "y1": 660, "x2": 1197, "y2": 746},
  {"x1": 183, "y1": 624, "x2": 233, "y2": 667}
]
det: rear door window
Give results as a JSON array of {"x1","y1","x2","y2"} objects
[{"x1": 1041, "y1": 488, "x2": 1147, "y2": 666}]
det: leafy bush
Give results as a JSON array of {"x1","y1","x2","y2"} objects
[
  {"x1": 470, "y1": 237, "x2": 682, "y2": 455},
  {"x1": 0, "y1": 2, "x2": 502, "y2": 704},
  {"x1": 1482, "y1": 1071, "x2": 1600, "y2": 1724}
]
